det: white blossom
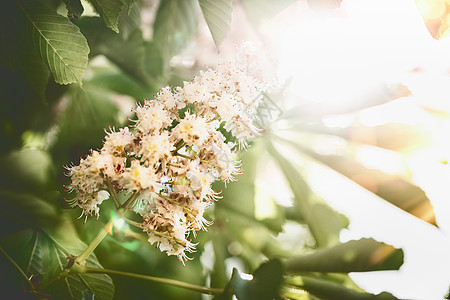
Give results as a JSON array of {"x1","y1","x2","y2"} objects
[
  {"x1": 134, "y1": 101, "x2": 171, "y2": 132},
  {"x1": 103, "y1": 127, "x2": 134, "y2": 155},
  {"x1": 139, "y1": 131, "x2": 174, "y2": 164},
  {"x1": 172, "y1": 113, "x2": 210, "y2": 147},
  {"x1": 65, "y1": 43, "x2": 273, "y2": 263},
  {"x1": 120, "y1": 161, "x2": 158, "y2": 191}
]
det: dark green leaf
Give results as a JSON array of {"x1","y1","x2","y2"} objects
[
  {"x1": 0, "y1": 15, "x2": 50, "y2": 102},
  {"x1": 77, "y1": 17, "x2": 152, "y2": 87},
  {"x1": 0, "y1": 148, "x2": 54, "y2": 193},
  {"x1": 0, "y1": 190, "x2": 59, "y2": 235},
  {"x1": 17, "y1": 41, "x2": 50, "y2": 101},
  {"x1": 64, "y1": 0, "x2": 84, "y2": 19},
  {"x1": 0, "y1": 26, "x2": 50, "y2": 102},
  {"x1": 216, "y1": 260, "x2": 284, "y2": 300},
  {"x1": 266, "y1": 140, "x2": 348, "y2": 248},
  {"x1": 86, "y1": 0, "x2": 123, "y2": 33},
  {"x1": 16, "y1": 0, "x2": 90, "y2": 85},
  {"x1": 153, "y1": 0, "x2": 198, "y2": 59},
  {"x1": 284, "y1": 238, "x2": 403, "y2": 273},
  {"x1": 199, "y1": 0, "x2": 232, "y2": 48},
  {"x1": 249, "y1": 259, "x2": 284, "y2": 299},
  {"x1": 285, "y1": 275, "x2": 398, "y2": 300}
]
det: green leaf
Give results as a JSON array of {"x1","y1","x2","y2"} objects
[
  {"x1": 266, "y1": 140, "x2": 348, "y2": 248},
  {"x1": 122, "y1": 0, "x2": 137, "y2": 14},
  {"x1": 199, "y1": 0, "x2": 232, "y2": 48},
  {"x1": 26, "y1": 231, "x2": 50, "y2": 276},
  {"x1": 144, "y1": 41, "x2": 164, "y2": 80},
  {"x1": 16, "y1": 0, "x2": 90, "y2": 85},
  {"x1": 34, "y1": 216, "x2": 115, "y2": 299},
  {"x1": 153, "y1": 0, "x2": 198, "y2": 59},
  {"x1": 211, "y1": 232, "x2": 229, "y2": 289},
  {"x1": 285, "y1": 139, "x2": 437, "y2": 226},
  {"x1": 118, "y1": 0, "x2": 141, "y2": 39},
  {"x1": 77, "y1": 17, "x2": 152, "y2": 87},
  {"x1": 0, "y1": 150, "x2": 58, "y2": 233},
  {"x1": 86, "y1": 0, "x2": 124, "y2": 33},
  {"x1": 282, "y1": 83, "x2": 411, "y2": 120},
  {"x1": 0, "y1": 148, "x2": 54, "y2": 193},
  {"x1": 85, "y1": 72, "x2": 155, "y2": 101},
  {"x1": 291, "y1": 122, "x2": 430, "y2": 153},
  {"x1": 0, "y1": 11, "x2": 51, "y2": 101},
  {"x1": 64, "y1": 0, "x2": 84, "y2": 19},
  {"x1": 16, "y1": 39, "x2": 50, "y2": 101},
  {"x1": 0, "y1": 4, "x2": 51, "y2": 103},
  {"x1": 284, "y1": 238, "x2": 403, "y2": 273},
  {"x1": 105, "y1": 30, "x2": 147, "y2": 84},
  {"x1": 216, "y1": 260, "x2": 284, "y2": 300},
  {"x1": 0, "y1": 190, "x2": 59, "y2": 235},
  {"x1": 285, "y1": 276, "x2": 398, "y2": 300},
  {"x1": 56, "y1": 85, "x2": 120, "y2": 150},
  {"x1": 216, "y1": 142, "x2": 287, "y2": 264},
  {"x1": 240, "y1": 0, "x2": 296, "y2": 26}
]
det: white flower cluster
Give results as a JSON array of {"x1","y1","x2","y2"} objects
[{"x1": 65, "y1": 43, "x2": 270, "y2": 263}]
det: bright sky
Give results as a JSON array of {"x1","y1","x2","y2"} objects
[{"x1": 261, "y1": 0, "x2": 450, "y2": 299}]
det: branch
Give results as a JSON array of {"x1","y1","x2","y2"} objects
[
  {"x1": 74, "y1": 218, "x2": 114, "y2": 266},
  {"x1": 75, "y1": 191, "x2": 139, "y2": 265},
  {"x1": 81, "y1": 266, "x2": 224, "y2": 295},
  {"x1": 105, "y1": 180, "x2": 121, "y2": 208},
  {"x1": 0, "y1": 245, "x2": 36, "y2": 292},
  {"x1": 121, "y1": 191, "x2": 140, "y2": 210}
]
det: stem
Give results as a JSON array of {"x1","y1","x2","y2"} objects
[
  {"x1": 105, "y1": 180, "x2": 121, "y2": 209},
  {"x1": 200, "y1": 159, "x2": 220, "y2": 168},
  {"x1": 0, "y1": 246, "x2": 36, "y2": 292},
  {"x1": 157, "y1": 193, "x2": 178, "y2": 204},
  {"x1": 123, "y1": 217, "x2": 143, "y2": 229},
  {"x1": 157, "y1": 193, "x2": 193, "y2": 218},
  {"x1": 121, "y1": 191, "x2": 140, "y2": 210},
  {"x1": 39, "y1": 269, "x2": 70, "y2": 291},
  {"x1": 75, "y1": 191, "x2": 139, "y2": 265},
  {"x1": 194, "y1": 103, "x2": 199, "y2": 114},
  {"x1": 81, "y1": 266, "x2": 223, "y2": 295},
  {"x1": 75, "y1": 218, "x2": 114, "y2": 266},
  {"x1": 144, "y1": 227, "x2": 185, "y2": 247},
  {"x1": 175, "y1": 152, "x2": 196, "y2": 160},
  {"x1": 174, "y1": 152, "x2": 220, "y2": 168},
  {"x1": 174, "y1": 140, "x2": 186, "y2": 152},
  {"x1": 43, "y1": 192, "x2": 142, "y2": 288}
]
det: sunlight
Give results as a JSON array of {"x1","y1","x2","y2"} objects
[
  {"x1": 267, "y1": 1, "x2": 432, "y2": 106},
  {"x1": 265, "y1": 0, "x2": 434, "y2": 111},
  {"x1": 262, "y1": 0, "x2": 450, "y2": 298},
  {"x1": 113, "y1": 216, "x2": 125, "y2": 231}
]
